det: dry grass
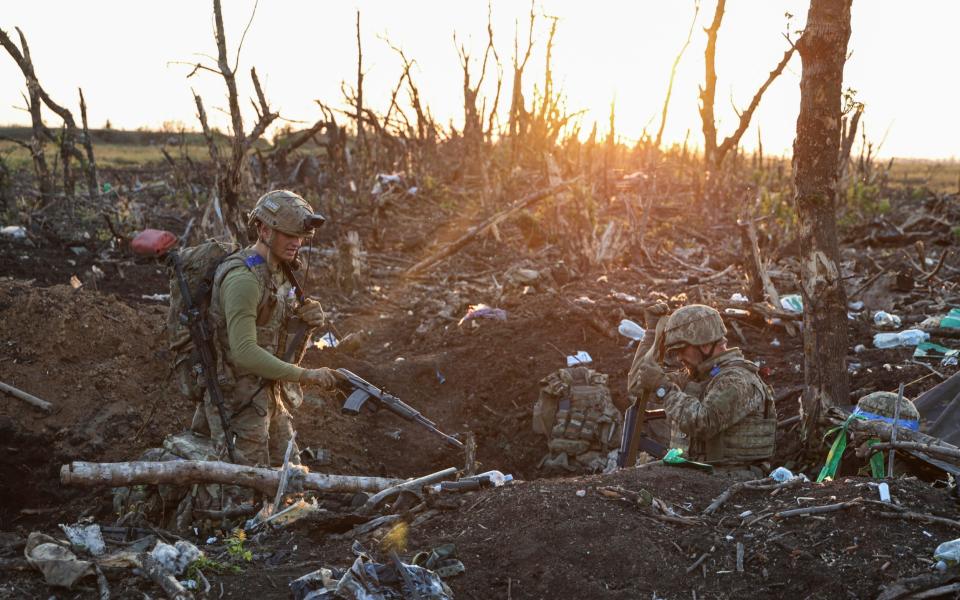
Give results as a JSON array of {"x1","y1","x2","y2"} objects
[{"x1": 0, "y1": 140, "x2": 215, "y2": 169}]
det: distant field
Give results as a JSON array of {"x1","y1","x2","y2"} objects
[
  {"x1": 886, "y1": 158, "x2": 960, "y2": 194},
  {"x1": 2, "y1": 125, "x2": 958, "y2": 194},
  {"x1": 0, "y1": 140, "x2": 215, "y2": 169},
  {"x1": 0, "y1": 125, "x2": 219, "y2": 169}
]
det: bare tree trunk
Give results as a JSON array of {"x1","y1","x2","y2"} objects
[
  {"x1": 698, "y1": 0, "x2": 724, "y2": 168},
  {"x1": 354, "y1": 10, "x2": 366, "y2": 178},
  {"x1": 714, "y1": 45, "x2": 796, "y2": 166},
  {"x1": 0, "y1": 27, "x2": 53, "y2": 199},
  {"x1": 794, "y1": 0, "x2": 853, "y2": 445},
  {"x1": 837, "y1": 102, "x2": 863, "y2": 189},
  {"x1": 78, "y1": 88, "x2": 99, "y2": 202},
  {"x1": 655, "y1": 1, "x2": 699, "y2": 149},
  {"x1": 508, "y1": 3, "x2": 535, "y2": 160},
  {"x1": 697, "y1": 0, "x2": 795, "y2": 172},
  {"x1": 196, "y1": 0, "x2": 277, "y2": 241}
]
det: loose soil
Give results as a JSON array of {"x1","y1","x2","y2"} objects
[{"x1": 2, "y1": 173, "x2": 959, "y2": 598}]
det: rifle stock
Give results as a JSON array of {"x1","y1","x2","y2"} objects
[
  {"x1": 170, "y1": 250, "x2": 237, "y2": 463},
  {"x1": 617, "y1": 318, "x2": 668, "y2": 468},
  {"x1": 279, "y1": 262, "x2": 317, "y2": 363}
]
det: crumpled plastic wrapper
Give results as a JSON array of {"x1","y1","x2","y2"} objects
[{"x1": 25, "y1": 532, "x2": 94, "y2": 589}]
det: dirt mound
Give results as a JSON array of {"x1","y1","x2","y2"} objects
[
  {"x1": 0, "y1": 279, "x2": 179, "y2": 447},
  {"x1": 190, "y1": 468, "x2": 958, "y2": 600},
  {"x1": 0, "y1": 279, "x2": 186, "y2": 525}
]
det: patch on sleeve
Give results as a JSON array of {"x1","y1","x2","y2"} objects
[{"x1": 244, "y1": 254, "x2": 266, "y2": 268}]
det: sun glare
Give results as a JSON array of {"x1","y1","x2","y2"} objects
[{"x1": 0, "y1": 1, "x2": 958, "y2": 158}]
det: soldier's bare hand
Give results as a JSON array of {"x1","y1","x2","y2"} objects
[
  {"x1": 300, "y1": 367, "x2": 346, "y2": 390},
  {"x1": 296, "y1": 298, "x2": 326, "y2": 327}
]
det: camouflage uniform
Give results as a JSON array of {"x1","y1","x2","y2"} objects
[
  {"x1": 663, "y1": 348, "x2": 776, "y2": 464},
  {"x1": 190, "y1": 190, "x2": 324, "y2": 467},
  {"x1": 631, "y1": 304, "x2": 777, "y2": 467},
  {"x1": 190, "y1": 247, "x2": 303, "y2": 466}
]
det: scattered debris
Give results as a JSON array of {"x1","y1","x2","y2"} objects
[
  {"x1": 0, "y1": 225, "x2": 27, "y2": 239},
  {"x1": 457, "y1": 303, "x2": 507, "y2": 326},
  {"x1": 290, "y1": 542, "x2": 453, "y2": 600},
  {"x1": 130, "y1": 228, "x2": 178, "y2": 256}
]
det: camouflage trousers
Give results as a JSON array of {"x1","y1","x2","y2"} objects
[{"x1": 192, "y1": 377, "x2": 300, "y2": 468}]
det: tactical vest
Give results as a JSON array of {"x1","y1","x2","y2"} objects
[
  {"x1": 675, "y1": 358, "x2": 776, "y2": 464},
  {"x1": 535, "y1": 367, "x2": 621, "y2": 466},
  {"x1": 208, "y1": 248, "x2": 301, "y2": 407}
]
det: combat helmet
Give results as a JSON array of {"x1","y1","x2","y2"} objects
[
  {"x1": 855, "y1": 391, "x2": 920, "y2": 424},
  {"x1": 663, "y1": 304, "x2": 727, "y2": 350},
  {"x1": 248, "y1": 190, "x2": 325, "y2": 237}
]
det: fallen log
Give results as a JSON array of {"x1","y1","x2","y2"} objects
[
  {"x1": 61, "y1": 461, "x2": 400, "y2": 495},
  {"x1": 856, "y1": 440, "x2": 960, "y2": 464},
  {"x1": 878, "y1": 572, "x2": 960, "y2": 600},
  {"x1": 405, "y1": 180, "x2": 576, "y2": 277},
  {"x1": 0, "y1": 380, "x2": 53, "y2": 412}
]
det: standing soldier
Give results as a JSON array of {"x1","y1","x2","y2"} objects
[
  {"x1": 191, "y1": 190, "x2": 344, "y2": 466},
  {"x1": 629, "y1": 304, "x2": 776, "y2": 471}
]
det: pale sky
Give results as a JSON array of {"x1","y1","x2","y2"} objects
[{"x1": 1, "y1": 1, "x2": 957, "y2": 159}]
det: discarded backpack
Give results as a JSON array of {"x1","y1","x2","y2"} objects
[{"x1": 534, "y1": 366, "x2": 621, "y2": 471}]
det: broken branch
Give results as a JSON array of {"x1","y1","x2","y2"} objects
[{"x1": 0, "y1": 380, "x2": 53, "y2": 413}]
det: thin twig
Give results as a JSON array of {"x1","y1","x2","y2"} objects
[
  {"x1": 774, "y1": 497, "x2": 862, "y2": 519},
  {"x1": 685, "y1": 546, "x2": 714, "y2": 574}
]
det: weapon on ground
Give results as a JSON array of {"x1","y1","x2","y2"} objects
[
  {"x1": 337, "y1": 369, "x2": 465, "y2": 451},
  {"x1": 169, "y1": 249, "x2": 237, "y2": 463},
  {"x1": 617, "y1": 319, "x2": 667, "y2": 468}
]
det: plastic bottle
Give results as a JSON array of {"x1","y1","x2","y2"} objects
[
  {"x1": 618, "y1": 319, "x2": 645, "y2": 342},
  {"x1": 429, "y1": 470, "x2": 514, "y2": 493},
  {"x1": 769, "y1": 467, "x2": 795, "y2": 482},
  {"x1": 475, "y1": 470, "x2": 514, "y2": 487},
  {"x1": 873, "y1": 329, "x2": 930, "y2": 349},
  {"x1": 780, "y1": 294, "x2": 803, "y2": 313},
  {"x1": 934, "y1": 539, "x2": 960, "y2": 571},
  {"x1": 874, "y1": 311, "x2": 902, "y2": 328}
]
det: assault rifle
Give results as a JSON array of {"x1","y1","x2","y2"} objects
[
  {"x1": 337, "y1": 369, "x2": 465, "y2": 451},
  {"x1": 617, "y1": 318, "x2": 668, "y2": 468},
  {"x1": 279, "y1": 261, "x2": 316, "y2": 363},
  {"x1": 169, "y1": 249, "x2": 237, "y2": 463}
]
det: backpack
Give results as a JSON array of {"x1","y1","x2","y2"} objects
[
  {"x1": 534, "y1": 366, "x2": 621, "y2": 469},
  {"x1": 166, "y1": 239, "x2": 240, "y2": 402}
]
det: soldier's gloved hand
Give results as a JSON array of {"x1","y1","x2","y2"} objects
[
  {"x1": 635, "y1": 362, "x2": 671, "y2": 396},
  {"x1": 300, "y1": 367, "x2": 347, "y2": 390},
  {"x1": 644, "y1": 300, "x2": 670, "y2": 328},
  {"x1": 296, "y1": 298, "x2": 326, "y2": 327}
]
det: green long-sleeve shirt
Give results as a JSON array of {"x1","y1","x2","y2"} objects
[{"x1": 219, "y1": 267, "x2": 305, "y2": 382}]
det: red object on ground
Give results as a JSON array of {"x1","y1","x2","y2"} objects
[{"x1": 130, "y1": 229, "x2": 177, "y2": 256}]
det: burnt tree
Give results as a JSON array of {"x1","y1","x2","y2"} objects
[
  {"x1": 698, "y1": 0, "x2": 796, "y2": 172},
  {"x1": 189, "y1": 0, "x2": 278, "y2": 241},
  {"x1": 0, "y1": 27, "x2": 99, "y2": 202},
  {"x1": 793, "y1": 0, "x2": 853, "y2": 444}
]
